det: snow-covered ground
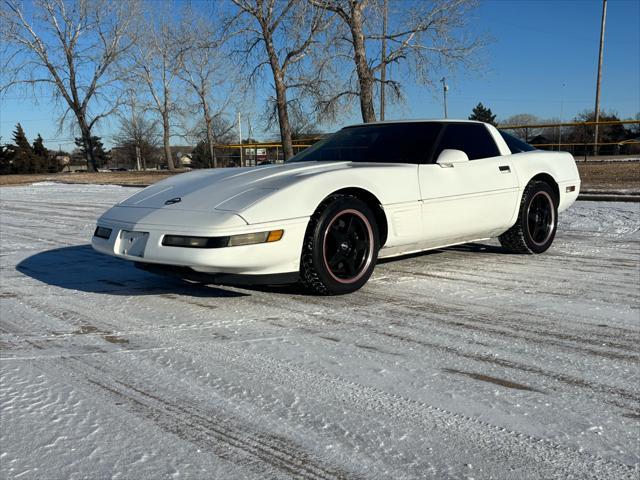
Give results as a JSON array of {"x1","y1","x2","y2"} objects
[{"x1": 1, "y1": 183, "x2": 638, "y2": 479}]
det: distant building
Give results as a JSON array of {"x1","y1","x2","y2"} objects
[
  {"x1": 528, "y1": 134, "x2": 553, "y2": 146},
  {"x1": 169, "y1": 146, "x2": 194, "y2": 168},
  {"x1": 617, "y1": 138, "x2": 640, "y2": 155}
]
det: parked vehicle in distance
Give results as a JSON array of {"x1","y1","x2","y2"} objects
[{"x1": 92, "y1": 120, "x2": 581, "y2": 294}]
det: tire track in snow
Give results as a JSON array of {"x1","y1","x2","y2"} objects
[
  {"x1": 246, "y1": 293, "x2": 640, "y2": 408},
  {"x1": 61, "y1": 359, "x2": 358, "y2": 480},
  {"x1": 87, "y1": 338, "x2": 637, "y2": 478}
]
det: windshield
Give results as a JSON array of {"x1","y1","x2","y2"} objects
[
  {"x1": 287, "y1": 123, "x2": 443, "y2": 164},
  {"x1": 499, "y1": 130, "x2": 536, "y2": 153}
]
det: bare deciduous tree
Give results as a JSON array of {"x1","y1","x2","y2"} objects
[
  {"x1": 113, "y1": 91, "x2": 160, "y2": 170},
  {"x1": 230, "y1": 0, "x2": 331, "y2": 161},
  {"x1": 1, "y1": 0, "x2": 138, "y2": 171},
  {"x1": 501, "y1": 114, "x2": 541, "y2": 141},
  {"x1": 129, "y1": 5, "x2": 187, "y2": 170},
  {"x1": 178, "y1": 6, "x2": 237, "y2": 168},
  {"x1": 312, "y1": 0, "x2": 482, "y2": 123}
]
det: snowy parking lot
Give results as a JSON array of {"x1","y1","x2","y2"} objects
[{"x1": 1, "y1": 183, "x2": 638, "y2": 479}]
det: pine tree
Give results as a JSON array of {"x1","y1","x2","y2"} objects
[
  {"x1": 32, "y1": 134, "x2": 47, "y2": 157},
  {"x1": 75, "y1": 135, "x2": 107, "y2": 169},
  {"x1": 468, "y1": 103, "x2": 497, "y2": 125},
  {"x1": 32, "y1": 133, "x2": 50, "y2": 172},
  {"x1": 12, "y1": 123, "x2": 31, "y2": 150},
  {"x1": 0, "y1": 144, "x2": 12, "y2": 175},
  {"x1": 11, "y1": 123, "x2": 38, "y2": 173}
]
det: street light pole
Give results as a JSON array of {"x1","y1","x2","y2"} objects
[
  {"x1": 380, "y1": 0, "x2": 387, "y2": 121},
  {"x1": 593, "y1": 0, "x2": 607, "y2": 156},
  {"x1": 559, "y1": 82, "x2": 565, "y2": 151},
  {"x1": 238, "y1": 112, "x2": 243, "y2": 167},
  {"x1": 440, "y1": 77, "x2": 448, "y2": 119}
]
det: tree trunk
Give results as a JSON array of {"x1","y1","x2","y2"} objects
[
  {"x1": 77, "y1": 114, "x2": 98, "y2": 172},
  {"x1": 273, "y1": 73, "x2": 294, "y2": 161},
  {"x1": 162, "y1": 114, "x2": 175, "y2": 170},
  {"x1": 203, "y1": 101, "x2": 217, "y2": 168},
  {"x1": 141, "y1": 149, "x2": 147, "y2": 170},
  {"x1": 350, "y1": 7, "x2": 376, "y2": 123},
  {"x1": 263, "y1": 28, "x2": 294, "y2": 161}
]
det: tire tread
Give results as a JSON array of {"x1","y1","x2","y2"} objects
[
  {"x1": 299, "y1": 194, "x2": 349, "y2": 295},
  {"x1": 499, "y1": 180, "x2": 553, "y2": 254}
]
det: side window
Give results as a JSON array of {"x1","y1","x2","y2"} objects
[
  {"x1": 499, "y1": 130, "x2": 536, "y2": 153},
  {"x1": 433, "y1": 123, "x2": 500, "y2": 161}
]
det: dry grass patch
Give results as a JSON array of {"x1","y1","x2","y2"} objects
[
  {"x1": 0, "y1": 170, "x2": 180, "y2": 187},
  {"x1": 1, "y1": 162, "x2": 638, "y2": 192},
  {"x1": 576, "y1": 161, "x2": 639, "y2": 192}
]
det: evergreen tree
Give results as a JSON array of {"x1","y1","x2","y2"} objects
[
  {"x1": 0, "y1": 143, "x2": 13, "y2": 175},
  {"x1": 32, "y1": 134, "x2": 48, "y2": 157},
  {"x1": 468, "y1": 103, "x2": 497, "y2": 125},
  {"x1": 75, "y1": 135, "x2": 107, "y2": 169},
  {"x1": 190, "y1": 141, "x2": 210, "y2": 169},
  {"x1": 32, "y1": 133, "x2": 51, "y2": 172},
  {"x1": 12, "y1": 123, "x2": 30, "y2": 150},
  {"x1": 11, "y1": 123, "x2": 38, "y2": 173}
]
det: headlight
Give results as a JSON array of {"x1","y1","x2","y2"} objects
[
  {"x1": 228, "y1": 229, "x2": 284, "y2": 246},
  {"x1": 161, "y1": 229, "x2": 284, "y2": 249}
]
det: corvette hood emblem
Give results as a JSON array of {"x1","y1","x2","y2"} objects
[{"x1": 164, "y1": 197, "x2": 182, "y2": 205}]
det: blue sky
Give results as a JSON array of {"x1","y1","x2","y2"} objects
[{"x1": 1, "y1": 0, "x2": 638, "y2": 150}]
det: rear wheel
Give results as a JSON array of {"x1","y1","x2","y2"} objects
[
  {"x1": 300, "y1": 195, "x2": 379, "y2": 295},
  {"x1": 499, "y1": 180, "x2": 558, "y2": 254}
]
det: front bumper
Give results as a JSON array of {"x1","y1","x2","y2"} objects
[
  {"x1": 135, "y1": 263, "x2": 300, "y2": 286},
  {"x1": 91, "y1": 208, "x2": 310, "y2": 276}
]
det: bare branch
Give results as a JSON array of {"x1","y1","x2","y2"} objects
[
  {"x1": 314, "y1": 0, "x2": 483, "y2": 122},
  {"x1": 228, "y1": 0, "x2": 333, "y2": 160},
  {"x1": 1, "y1": 0, "x2": 140, "y2": 171}
]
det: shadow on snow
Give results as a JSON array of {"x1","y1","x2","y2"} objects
[
  {"x1": 16, "y1": 242, "x2": 511, "y2": 298},
  {"x1": 16, "y1": 244, "x2": 249, "y2": 298}
]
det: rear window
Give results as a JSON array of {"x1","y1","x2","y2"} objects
[
  {"x1": 287, "y1": 123, "x2": 443, "y2": 164},
  {"x1": 499, "y1": 130, "x2": 536, "y2": 153},
  {"x1": 432, "y1": 123, "x2": 500, "y2": 161}
]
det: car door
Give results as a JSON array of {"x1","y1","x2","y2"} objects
[{"x1": 418, "y1": 123, "x2": 519, "y2": 245}]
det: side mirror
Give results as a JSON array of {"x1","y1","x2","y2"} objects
[{"x1": 436, "y1": 149, "x2": 469, "y2": 167}]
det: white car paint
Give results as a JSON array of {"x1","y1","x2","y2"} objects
[{"x1": 92, "y1": 120, "x2": 581, "y2": 279}]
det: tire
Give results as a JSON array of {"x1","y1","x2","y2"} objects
[
  {"x1": 300, "y1": 195, "x2": 379, "y2": 295},
  {"x1": 499, "y1": 180, "x2": 558, "y2": 254}
]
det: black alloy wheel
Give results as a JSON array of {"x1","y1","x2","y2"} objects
[
  {"x1": 322, "y1": 209, "x2": 374, "y2": 283},
  {"x1": 526, "y1": 190, "x2": 555, "y2": 247},
  {"x1": 301, "y1": 195, "x2": 379, "y2": 295},
  {"x1": 499, "y1": 180, "x2": 558, "y2": 254}
]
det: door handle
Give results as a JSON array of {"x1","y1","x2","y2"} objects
[{"x1": 499, "y1": 165, "x2": 511, "y2": 173}]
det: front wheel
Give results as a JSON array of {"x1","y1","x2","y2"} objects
[
  {"x1": 300, "y1": 195, "x2": 379, "y2": 295},
  {"x1": 499, "y1": 180, "x2": 558, "y2": 254}
]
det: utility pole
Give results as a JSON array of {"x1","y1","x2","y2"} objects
[
  {"x1": 559, "y1": 82, "x2": 565, "y2": 151},
  {"x1": 440, "y1": 77, "x2": 448, "y2": 119},
  {"x1": 238, "y1": 112, "x2": 243, "y2": 168},
  {"x1": 380, "y1": 0, "x2": 388, "y2": 121},
  {"x1": 593, "y1": 0, "x2": 607, "y2": 156},
  {"x1": 248, "y1": 117, "x2": 254, "y2": 166}
]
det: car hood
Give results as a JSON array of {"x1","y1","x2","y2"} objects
[{"x1": 117, "y1": 162, "x2": 352, "y2": 212}]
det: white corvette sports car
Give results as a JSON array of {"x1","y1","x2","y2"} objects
[{"x1": 92, "y1": 120, "x2": 580, "y2": 294}]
